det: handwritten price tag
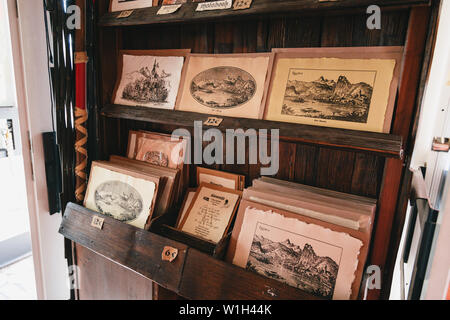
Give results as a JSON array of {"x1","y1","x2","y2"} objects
[
  {"x1": 162, "y1": 246, "x2": 179, "y2": 262},
  {"x1": 91, "y1": 216, "x2": 105, "y2": 230},
  {"x1": 204, "y1": 117, "x2": 224, "y2": 127},
  {"x1": 233, "y1": 0, "x2": 252, "y2": 10},
  {"x1": 117, "y1": 10, "x2": 134, "y2": 19}
]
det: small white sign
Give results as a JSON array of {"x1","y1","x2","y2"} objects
[
  {"x1": 157, "y1": 4, "x2": 182, "y2": 15},
  {"x1": 196, "y1": 0, "x2": 232, "y2": 12}
]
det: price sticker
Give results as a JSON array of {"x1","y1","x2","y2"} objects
[
  {"x1": 162, "y1": 246, "x2": 178, "y2": 262},
  {"x1": 91, "y1": 216, "x2": 105, "y2": 230}
]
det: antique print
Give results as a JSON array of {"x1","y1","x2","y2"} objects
[
  {"x1": 280, "y1": 69, "x2": 376, "y2": 124},
  {"x1": 177, "y1": 54, "x2": 273, "y2": 119},
  {"x1": 179, "y1": 183, "x2": 241, "y2": 243},
  {"x1": 84, "y1": 163, "x2": 158, "y2": 229},
  {"x1": 197, "y1": 167, "x2": 242, "y2": 190},
  {"x1": 114, "y1": 54, "x2": 185, "y2": 110},
  {"x1": 247, "y1": 222, "x2": 342, "y2": 299},
  {"x1": 133, "y1": 132, "x2": 187, "y2": 170},
  {"x1": 265, "y1": 48, "x2": 402, "y2": 133},
  {"x1": 110, "y1": 0, "x2": 153, "y2": 12},
  {"x1": 190, "y1": 67, "x2": 256, "y2": 109},
  {"x1": 230, "y1": 203, "x2": 363, "y2": 300}
]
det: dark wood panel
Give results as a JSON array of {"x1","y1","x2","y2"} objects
[
  {"x1": 316, "y1": 149, "x2": 356, "y2": 193},
  {"x1": 179, "y1": 249, "x2": 323, "y2": 300},
  {"x1": 76, "y1": 244, "x2": 153, "y2": 300},
  {"x1": 61, "y1": 202, "x2": 322, "y2": 300},
  {"x1": 366, "y1": 6, "x2": 431, "y2": 300},
  {"x1": 351, "y1": 153, "x2": 385, "y2": 197},
  {"x1": 101, "y1": 105, "x2": 403, "y2": 158},
  {"x1": 293, "y1": 144, "x2": 319, "y2": 186},
  {"x1": 98, "y1": 0, "x2": 429, "y2": 27},
  {"x1": 88, "y1": 0, "x2": 434, "y2": 301},
  {"x1": 60, "y1": 203, "x2": 189, "y2": 292}
]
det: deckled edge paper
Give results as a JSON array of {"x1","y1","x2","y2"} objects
[
  {"x1": 157, "y1": 4, "x2": 182, "y2": 15},
  {"x1": 232, "y1": 206, "x2": 363, "y2": 300},
  {"x1": 196, "y1": 0, "x2": 232, "y2": 11}
]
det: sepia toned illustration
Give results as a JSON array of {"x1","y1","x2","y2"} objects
[
  {"x1": 176, "y1": 54, "x2": 273, "y2": 119},
  {"x1": 246, "y1": 223, "x2": 341, "y2": 299},
  {"x1": 230, "y1": 203, "x2": 364, "y2": 299},
  {"x1": 142, "y1": 150, "x2": 170, "y2": 167},
  {"x1": 265, "y1": 50, "x2": 401, "y2": 133},
  {"x1": 94, "y1": 180, "x2": 143, "y2": 222},
  {"x1": 122, "y1": 60, "x2": 172, "y2": 104},
  {"x1": 190, "y1": 66, "x2": 256, "y2": 109},
  {"x1": 281, "y1": 69, "x2": 376, "y2": 123},
  {"x1": 114, "y1": 54, "x2": 185, "y2": 110},
  {"x1": 84, "y1": 162, "x2": 158, "y2": 229}
]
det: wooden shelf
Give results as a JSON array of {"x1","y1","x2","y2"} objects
[
  {"x1": 98, "y1": 0, "x2": 429, "y2": 27},
  {"x1": 101, "y1": 104, "x2": 403, "y2": 158},
  {"x1": 60, "y1": 202, "x2": 323, "y2": 300}
]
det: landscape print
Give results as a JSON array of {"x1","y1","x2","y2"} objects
[
  {"x1": 116, "y1": 55, "x2": 184, "y2": 109},
  {"x1": 190, "y1": 66, "x2": 257, "y2": 109},
  {"x1": 122, "y1": 59, "x2": 172, "y2": 104},
  {"x1": 94, "y1": 180, "x2": 143, "y2": 222},
  {"x1": 246, "y1": 223, "x2": 342, "y2": 299},
  {"x1": 142, "y1": 150, "x2": 169, "y2": 167},
  {"x1": 281, "y1": 68, "x2": 376, "y2": 123}
]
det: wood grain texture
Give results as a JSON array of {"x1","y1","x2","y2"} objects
[
  {"x1": 76, "y1": 244, "x2": 154, "y2": 300},
  {"x1": 366, "y1": 5, "x2": 431, "y2": 300},
  {"x1": 179, "y1": 249, "x2": 323, "y2": 300},
  {"x1": 81, "y1": 0, "x2": 434, "y2": 300},
  {"x1": 101, "y1": 104, "x2": 403, "y2": 158},
  {"x1": 61, "y1": 203, "x2": 322, "y2": 300},
  {"x1": 60, "y1": 203, "x2": 189, "y2": 292},
  {"x1": 98, "y1": 0, "x2": 429, "y2": 27}
]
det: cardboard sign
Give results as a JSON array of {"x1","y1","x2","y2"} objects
[
  {"x1": 91, "y1": 216, "x2": 105, "y2": 230},
  {"x1": 162, "y1": 246, "x2": 179, "y2": 262}
]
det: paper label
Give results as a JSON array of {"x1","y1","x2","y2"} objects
[
  {"x1": 157, "y1": 4, "x2": 182, "y2": 15},
  {"x1": 196, "y1": 0, "x2": 232, "y2": 12},
  {"x1": 233, "y1": 0, "x2": 252, "y2": 10},
  {"x1": 116, "y1": 10, "x2": 134, "y2": 19},
  {"x1": 162, "y1": 246, "x2": 178, "y2": 262},
  {"x1": 203, "y1": 117, "x2": 223, "y2": 127},
  {"x1": 91, "y1": 216, "x2": 105, "y2": 230}
]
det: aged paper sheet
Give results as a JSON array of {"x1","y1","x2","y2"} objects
[
  {"x1": 265, "y1": 57, "x2": 396, "y2": 132},
  {"x1": 177, "y1": 55, "x2": 271, "y2": 119},
  {"x1": 232, "y1": 206, "x2": 363, "y2": 300},
  {"x1": 84, "y1": 165, "x2": 156, "y2": 229},
  {"x1": 114, "y1": 54, "x2": 184, "y2": 110},
  {"x1": 180, "y1": 185, "x2": 240, "y2": 243},
  {"x1": 198, "y1": 172, "x2": 237, "y2": 189}
]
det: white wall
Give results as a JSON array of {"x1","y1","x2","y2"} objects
[
  {"x1": 6, "y1": 0, "x2": 70, "y2": 299},
  {"x1": 0, "y1": 0, "x2": 16, "y2": 107}
]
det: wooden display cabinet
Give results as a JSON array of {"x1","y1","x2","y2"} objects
[{"x1": 59, "y1": 0, "x2": 440, "y2": 300}]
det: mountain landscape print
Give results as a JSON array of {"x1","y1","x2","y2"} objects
[
  {"x1": 246, "y1": 224, "x2": 341, "y2": 299},
  {"x1": 122, "y1": 59, "x2": 171, "y2": 104},
  {"x1": 190, "y1": 66, "x2": 257, "y2": 109},
  {"x1": 281, "y1": 68, "x2": 376, "y2": 123}
]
